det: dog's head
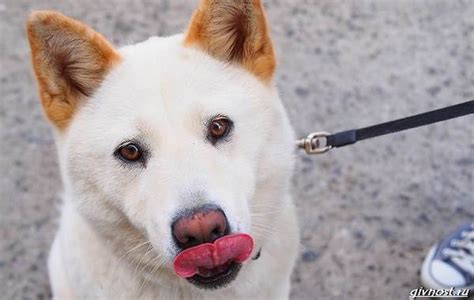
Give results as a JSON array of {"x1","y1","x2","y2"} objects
[{"x1": 27, "y1": 0, "x2": 294, "y2": 291}]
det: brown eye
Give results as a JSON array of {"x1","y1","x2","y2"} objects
[
  {"x1": 208, "y1": 117, "x2": 231, "y2": 140},
  {"x1": 118, "y1": 143, "x2": 142, "y2": 161}
]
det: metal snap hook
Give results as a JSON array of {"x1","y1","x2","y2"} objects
[{"x1": 296, "y1": 132, "x2": 332, "y2": 154}]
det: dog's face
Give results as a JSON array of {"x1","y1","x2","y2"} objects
[{"x1": 27, "y1": 0, "x2": 294, "y2": 291}]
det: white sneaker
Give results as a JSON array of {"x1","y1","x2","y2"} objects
[{"x1": 421, "y1": 222, "x2": 474, "y2": 291}]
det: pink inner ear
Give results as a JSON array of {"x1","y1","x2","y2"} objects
[
  {"x1": 183, "y1": 0, "x2": 275, "y2": 82},
  {"x1": 26, "y1": 11, "x2": 121, "y2": 130},
  {"x1": 173, "y1": 233, "x2": 254, "y2": 278}
]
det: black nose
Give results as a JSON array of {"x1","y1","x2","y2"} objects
[{"x1": 172, "y1": 205, "x2": 229, "y2": 250}]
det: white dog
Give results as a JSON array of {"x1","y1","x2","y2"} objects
[{"x1": 27, "y1": 0, "x2": 299, "y2": 299}]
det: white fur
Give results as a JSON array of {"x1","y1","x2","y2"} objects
[{"x1": 48, "y1": 34, "x2": 299, "y2": 299}]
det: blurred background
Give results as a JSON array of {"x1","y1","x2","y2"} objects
[{"x1": 0, "y1": 0, "x2": 473, "y2": 299}]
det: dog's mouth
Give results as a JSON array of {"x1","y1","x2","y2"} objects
[
  {"x1": 173, "y1": 233, "x2": 253, "y2": 289},
  {"x1": 187, "y1": 261, "x2": 241, "y2": 289}
]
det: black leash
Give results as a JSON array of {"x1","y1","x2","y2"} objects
[{"x1": 297, "y1": 100, "x2": 474, "y2": 154}]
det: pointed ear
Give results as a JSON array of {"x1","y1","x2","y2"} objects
[
  {"x1": 184, "y1": 0, "x2": 275, "y2": 82},
  {"x1": 26, "y1": 11, "x2": 121, "y2": 129}
]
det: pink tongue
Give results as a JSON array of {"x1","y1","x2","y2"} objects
[{"x1": 173, "y1": 233, "x2": 254, "y2": 278}]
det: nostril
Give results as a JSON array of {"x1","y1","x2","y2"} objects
[
  {"x1": 174, "y1": 233, "x2": 187, "y2": 245},
  {"x1": 174, "y1": 234, "x2": 198, "y2": 249},
  {"x1": 211, "y1": 221, "x2": 226, "y2": 238},
  {"x1": 212, "y1": 228, "x2": 221, "y2": 236},
  {"x1": 179, "y1": 235, "x2": 192, "y2": 244},
  {"x1": 184, "y1": 236, "x2": 199, "y2": 248}
]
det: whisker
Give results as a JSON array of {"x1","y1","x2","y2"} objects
[
  {"x1": 132, "y1": 245, "x2": 153, "y2": 282},
  {"x1": 251, "y1": 213, "x2": 282, "y2": 218},
  {"x1": 137, "y1": 255, "x2": 168, "y2": 296},
  {"x1": 249, "y1": 204, "x2": 283, "y2": 209},
  {"x1": 109, "y1": 240, "x2": 151, "y2": 284}
]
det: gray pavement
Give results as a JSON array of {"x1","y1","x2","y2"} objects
[{"x1": 1, "y1": 0, "x2": 473, "y2": 299}]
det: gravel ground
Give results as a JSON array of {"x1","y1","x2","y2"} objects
[{"x1": 1, "y1": 0, "x2": 473, "y2": 299}]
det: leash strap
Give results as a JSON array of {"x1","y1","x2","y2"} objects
[{"x1": 297, "y1": 100, "x2": 474, "y2": 154}]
